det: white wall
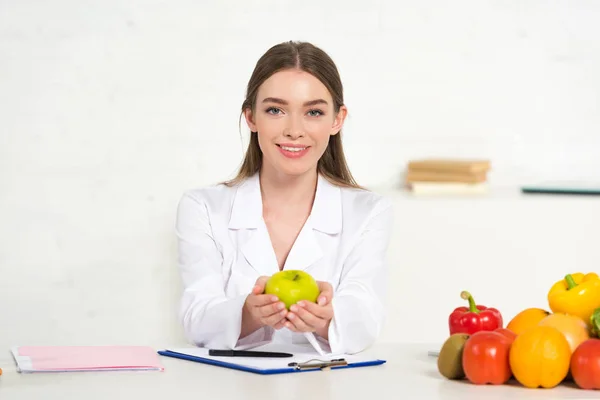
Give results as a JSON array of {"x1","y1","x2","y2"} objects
[
  {"x1": 379, "y1": 189, "x2": 600, "y2": 344},
  {"x1": 1, "y1": 1, "x2": 600, "y2": 353}
]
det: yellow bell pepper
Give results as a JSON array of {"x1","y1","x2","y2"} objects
[{"x1": 547, "y1": 272, "x2": 600, "y2": 328}]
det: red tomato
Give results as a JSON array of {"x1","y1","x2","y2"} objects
[
  {"x1": 462, "y1": 331, "x2": 512, "y2": 385},
  {"x1": 571, "y1": 338, "x2": 600, "y2": 390},
  {"x1": 495, "y1": 328, "x2": 517, "y2": 344}
]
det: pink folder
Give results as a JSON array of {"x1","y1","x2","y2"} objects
[{"x1": 11, "y1": 346, "x2": 164, "y2": 373}]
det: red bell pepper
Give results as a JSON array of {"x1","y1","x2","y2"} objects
[{"x1": 449, "y1": 291, "x2": 503, "y2": 335}]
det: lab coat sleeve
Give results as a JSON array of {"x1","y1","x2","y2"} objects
[
  {"x1": 321, "y1": 198, "x2": 394, "y2": 355},
  {"x1": 176, "y1": 192, "x2": 274, "y2": 349}
]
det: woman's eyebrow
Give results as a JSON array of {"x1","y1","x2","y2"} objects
[{"x1": 262, "y1": 97, "x2": 329, "y2": 107}]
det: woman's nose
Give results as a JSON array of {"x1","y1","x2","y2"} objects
[{"x1": 284, "y1": 116, "x2": 305, "y2": 139}]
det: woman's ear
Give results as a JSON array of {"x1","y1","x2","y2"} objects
[
  {"x1": 330, "y1": 105, "x2": 348, "y2": 136},
  {"x1": 244, "y1": 108, "x2": 257, "y2": 132}
]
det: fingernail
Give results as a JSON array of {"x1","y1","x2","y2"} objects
[
  {"x1": 280, "y1": 310, "x2": 287, "y2": 316},
  {"x1": 271, "y1": 296, "x2": 278, "y2": 302},
  {"x1": 290, "y1": 305, "x2": 298, "y2": 312},
  {"x1": 277, "y1": 303, "x2": 284, "y2": 310},
  {"x1": 297, "y1": 301, "x2": 305, "y2": 307},
  {"x1": 288, "y1": 313, "x2": 295, "y2": 320},
  {"x1": 318, "y1": 297, "x2": 326, "y2": 305}
]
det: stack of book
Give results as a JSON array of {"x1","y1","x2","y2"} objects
[{"x1": 404, "y1": 158, "x2": 491, "y2": 195}]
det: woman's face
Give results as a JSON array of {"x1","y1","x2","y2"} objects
[{"x1": 244, "y1": 69, "x2": 347, "y2": 179}]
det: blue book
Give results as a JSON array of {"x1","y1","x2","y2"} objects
[{"x1": 157, "y1": 345, "x2": 386, "y2": 375}]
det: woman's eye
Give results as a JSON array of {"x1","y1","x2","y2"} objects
[
  {"x1": 266, "y1": 107, "x2": 282, "y2": 115},
  {"x1": 308, "y1": 109, "x2": 323, "y2": 117}
]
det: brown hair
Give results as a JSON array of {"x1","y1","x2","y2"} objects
[{"x1": 224, "y1": 41, "x2": 362, "y2": 189}]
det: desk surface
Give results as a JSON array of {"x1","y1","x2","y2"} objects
[{"x1": 0, "y1": 343, "x2": 597, "y2": 400}]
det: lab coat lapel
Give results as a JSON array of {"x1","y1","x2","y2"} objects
[
  {"x1": 282, "y1": 216, "x2": 323, "y2": 272},
  {"x1": 228, "y1": 174, "x2": 279, "y2": 276},
  {"x1": 283, "y1": 174, "x2": 342, "y2": 272},
  {"x1": 240, "y1": 222, "x2": 279, "y2": 276},
  {"x1": 228, "y1": 173, "x2": 342, "y2": 275}
]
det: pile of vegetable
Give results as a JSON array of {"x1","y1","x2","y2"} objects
[{"x1": 436, "y1": 272, "x2": 600, "y2": 390}]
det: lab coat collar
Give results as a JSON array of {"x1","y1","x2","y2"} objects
[
  {"x1": 228, "y1": 172, "x2": 342, "y2": 234},
  {"x1": 228, "y1": 172, "x2": 342, "y2": 274},
  {"x1": 310, "y1": 174, "x2": 343, "y2": 234},
  {"x1": 228, "y1": 173, "x2": 262, "y2": 230}
]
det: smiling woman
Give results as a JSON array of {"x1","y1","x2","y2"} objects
[
  {"x1": 175, "y1": 41, "x2": 394, "y2": 355},
  {"x1": 228, "y1": 41, "x2": 358, "y2": 189},
  {"x1": 244, "y1": 69, "x2": 344, "y2": 178}
]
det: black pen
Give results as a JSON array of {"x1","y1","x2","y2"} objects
[{"x1": 208, "y1": 349, "x2": 293, "y2": 358}]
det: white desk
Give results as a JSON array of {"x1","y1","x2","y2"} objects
[{"x1": 0, "y1": 343, "x2": 597, "y2": 399}]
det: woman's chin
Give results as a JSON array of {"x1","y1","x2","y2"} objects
[{"x1": 276, "y1": 163, "x2": 317, "y2": 178}]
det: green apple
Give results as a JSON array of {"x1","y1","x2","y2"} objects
[{"x1": 264, "y1": 270, "x2": 320, "y2": 310}]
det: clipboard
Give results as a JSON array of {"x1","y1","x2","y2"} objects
[{"x1": 157, "y1": 346, "x2": 386, "y2": 375}]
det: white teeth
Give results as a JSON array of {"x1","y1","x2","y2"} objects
[{"x1": 280, "y1": 146, "x2": 306, "y2": 152}]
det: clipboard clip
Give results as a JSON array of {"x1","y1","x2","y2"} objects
[{"x1": 288, "y1": 358, "x2": 348, "y2": 371}]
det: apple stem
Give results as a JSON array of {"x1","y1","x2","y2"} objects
[
  {"x1": 461, "y1": 291, "x2": 480, "y2": 313},
  {"x1": 293, "y1": 274, "x2": 300, "y2": 281}
]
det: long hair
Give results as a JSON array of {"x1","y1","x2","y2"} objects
[{"x1": 224, "y1": 41, "x2": 362, "y2": 189}]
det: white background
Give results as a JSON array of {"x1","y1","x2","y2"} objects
[{"x1": 1, "y1": 0, "x2": 599, "y2": 353}]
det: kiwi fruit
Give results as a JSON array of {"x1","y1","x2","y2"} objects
[{"x1": 437, "y1": 333, "x2": 470, "y2": 379}]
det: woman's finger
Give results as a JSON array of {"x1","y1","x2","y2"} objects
[
  {"x1": 316, "y1": 281, "x2": 334, "y2": 305},
  {"x1": 247, "y1": 293, "x2": 279, "y2": 308},
  {"x1": 285, "y1": 320, "x2": 299, "y2": 332},
  {"x1": 286, "y1": 311, "x2": 315, "y2": 332},
  {"x1": 259, "y1": 301, "x2": 286, "y2": 318},
  {"x1": 254, "y1": 276, "x2": 270, "y2": 292},
  {"x1": 296, "y1": 300, "x2": 333, "y2": 320},
  {"x1": 262, "y1": 308, "x2": 288, "y2": 327},
  {"x1": 290, "y1": 304, "x2": 325, "y2": 329},
  {"x1": 273, "y1": 318, "x2": 287, "y2": 330}
]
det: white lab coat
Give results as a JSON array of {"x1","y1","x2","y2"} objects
[{"x1": 175, "y1": 172, "x2": 393, "y2": 355}]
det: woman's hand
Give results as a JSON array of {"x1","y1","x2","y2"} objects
[
  {"x1": 240, "y1": 277, "x2": 288, "y2": 338},
  {"x1": 285, "y1": 281, "x2": 334, "y2": 340}
]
